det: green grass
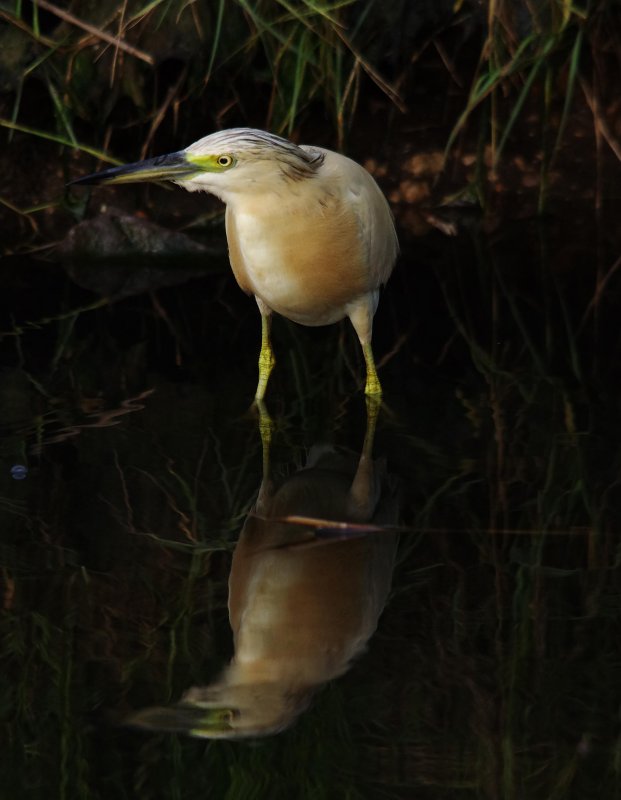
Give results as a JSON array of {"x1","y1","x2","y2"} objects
[
  {"x1": 0, "y1": 0, "x2": 400, "y2": 152},
  {"x1": 2, "y1": 0, "x2": 619, "y2": 249}
]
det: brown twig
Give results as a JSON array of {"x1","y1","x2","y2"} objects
[
  {"x1": 35, "y1": 0, "x2": 154, "y2": 65},
  {"x1": 332, "y1": 26, "x2": 407, "y2": 113},
  {"x1": 579, "y1": 74, "x2": 621, "y2": 161},
  {"x1": 140, "y1": 67, "x2": 188, "y2": 159},
  {"x1": 578, "y1": 254, "x2": 621, "y2": 333}
]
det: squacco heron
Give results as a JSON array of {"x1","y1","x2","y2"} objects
[
  {"x1": 128, "y1": 402, "x2": 399, "y2": 738},
  {"x1": 71, "y1": 128, "x2": 398, "y2": 399}
]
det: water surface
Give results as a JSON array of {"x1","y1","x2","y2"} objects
[{"x1": 2, "y1": 212, "x2": 621, "y2": 798}]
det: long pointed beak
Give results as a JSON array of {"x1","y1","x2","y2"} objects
[{"x1": 68, "y1": 151, "x2": 198, "y2": 187}]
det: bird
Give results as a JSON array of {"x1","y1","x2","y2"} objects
[
  {"x1": 70, "y1": 128, "x2": 399, "y2": 400},
  {"x1": 128, "y1": 401, "x2": 399, "y2": 738}
]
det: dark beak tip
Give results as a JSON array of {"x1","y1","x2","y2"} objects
[
  {"x1": 66, "y1": 175, "x2": 100, "y2": 187},
  {"x1": 66, "y1": 151, "x2": 189, "y2": 189}
]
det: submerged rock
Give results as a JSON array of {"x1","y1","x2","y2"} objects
[
  {"x1": 59, "y1": 207, "x2": 226, "y2": 298},
  {"x1": 60, "y1": 206, "x2": 210, "y2": 258}
]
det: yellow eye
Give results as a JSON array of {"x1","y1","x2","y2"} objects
[{"x1": 217, "y1": 155, "x2": 233, "y2": 168}]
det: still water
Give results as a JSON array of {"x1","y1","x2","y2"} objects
[{"x1": 2, "y1": 211, "x2": 621, "y2": 798}]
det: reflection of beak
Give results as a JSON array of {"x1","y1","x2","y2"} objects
[
  {"x1": 127, "y1": 703, "x2": 237, "y2": 738},
  {"x1": 68, "y1": 152, "x2": 198, "y2": 186}
]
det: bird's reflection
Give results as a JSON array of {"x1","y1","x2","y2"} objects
[{"x1": 129, "y1": 399, "x2": 399, "y2": 738}]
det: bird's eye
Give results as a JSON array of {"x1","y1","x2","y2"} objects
[{"x1": 217, "y1": 155, "x2": 233, "y2": 168}]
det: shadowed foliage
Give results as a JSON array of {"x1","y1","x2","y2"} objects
[
  {"x1": 2, "y1": 211, "x2": 621, "y2": 796},
  {"x1": 1, "y1": 0, "x2": 620, "y2": 249}
]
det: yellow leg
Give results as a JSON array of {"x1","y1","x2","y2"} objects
[
  {"x1": 255, "y1": 313, "x2": 276, "y2": 401},
  {"x1": 362, "y1": 342, "x2": 382, "y2": 397}
]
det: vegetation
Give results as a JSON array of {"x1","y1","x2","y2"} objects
[
  {"x1": 2, "y1": 3, "x2": 621, "y2": 797},
  {"x1": 0, "y1": 0, "x2": 620, "y2": 249}
]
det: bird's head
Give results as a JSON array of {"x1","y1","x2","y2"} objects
[
  {"x1": 69, "y1": 128, "x2": 325, "y2": 201},
  {"x1": 127, "y1": 681, "x2": 312, "y2": 739}
]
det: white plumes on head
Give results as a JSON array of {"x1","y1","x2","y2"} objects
[{"x1": 184, "y1": 128, "x2": 325, "y2": 181}]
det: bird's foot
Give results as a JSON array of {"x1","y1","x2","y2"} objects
[
  {"x1": 362, "y1": 342, "x2": 383, "y2": 399},
  {"x1": 364, "y1": 373, "x2": 383, "y2": 398},
  {"x1": 255, "y1": 346, "x2": 276, "y2": 401}
]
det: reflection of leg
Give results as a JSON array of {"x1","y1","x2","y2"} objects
[
  {"x1": 364, "y1": 394, "x2": 381, "y2": 457},
  {"x1": 347, "y1": 395, "x2": 381, "y2": 521},
  {"x1": 255, "y1": 398, "x2": 274, "y2": 517},
  {"x1": 256, "y1": 399, "x2": 273, "y2": 462},
  {"x1": 255, "y1": 306, "x2": 276, "y2": 401}
]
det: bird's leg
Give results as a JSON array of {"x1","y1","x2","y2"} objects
[
  {"x1": 255, "y1": 310, "x2": 276, "y2": 401},
  {"x1": 362, "y1": 342, "x2": 382, "y2": 397},
  {"x1": 347, "y1": 296, "x2": 383, "y2": 398}
]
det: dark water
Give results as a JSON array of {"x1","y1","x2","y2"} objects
[{"x1": 2, "y1": 210, "x2": 621, "y2": 799}]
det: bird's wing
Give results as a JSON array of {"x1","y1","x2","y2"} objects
[
  {"x1": 303, "y1": 147, "x2": 399, "y2": 290},
  {"x1": 225, "y1": 206, "x2": 253, "y2": 295},
  {"x1": 347, "y1": 163, "x2": 399, "y2": 289}
]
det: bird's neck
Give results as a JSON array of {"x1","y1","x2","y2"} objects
[{"x1": 224, "y1": 181, "x2": 324, "y2": 218}]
